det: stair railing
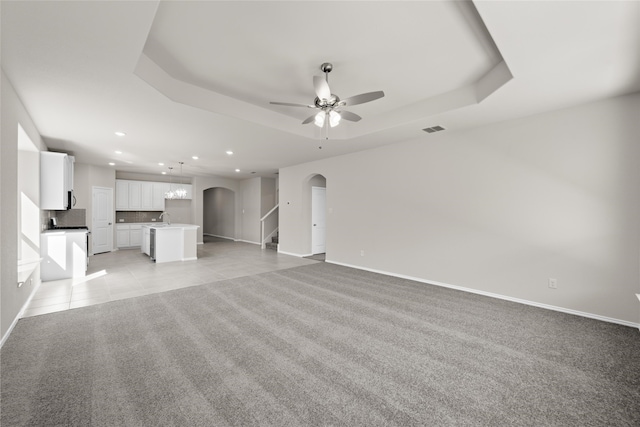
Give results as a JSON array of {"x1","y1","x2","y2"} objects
[{"x1": 260, "y1": 204, "x2": 279, "y2": 249}]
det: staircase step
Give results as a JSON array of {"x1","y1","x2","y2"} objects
[{"x1": 265, "y1": 241, "x2": 278, "y2": 250}]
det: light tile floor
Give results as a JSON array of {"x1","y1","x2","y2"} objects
[{"x1": 23, "y1": 236, "x2": 319, "y2": 318}]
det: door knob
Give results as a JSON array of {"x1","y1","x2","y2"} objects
[{"x1": 108, "y1": 222, "x2": 112, "y2": 225}]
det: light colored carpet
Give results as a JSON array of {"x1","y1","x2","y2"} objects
[{"x1": 2, "y1": 263, "x2": 639, "y2": 426}]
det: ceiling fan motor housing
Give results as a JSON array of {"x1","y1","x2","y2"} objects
[{"x1": 315, "y1": 95, "x2": 340, "y2": 109}]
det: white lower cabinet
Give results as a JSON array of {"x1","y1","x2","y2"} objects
[
  {"x1": 130, "y1": 225, "x2": 142, "y2": 247},
  {"x1": 117, "y1": 223, "x2": 147, "y2": 248},
  {"x1": 116, "y1": 226, "x2": 130, "y2": 248}
]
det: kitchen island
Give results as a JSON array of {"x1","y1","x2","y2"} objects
[{"x1": 141, "y1": 224, "x2": 199, "y2": 264}]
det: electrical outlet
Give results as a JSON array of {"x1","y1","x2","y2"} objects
[{"x1": 548, "y1": 278, "x2": 558, "y2": 289}]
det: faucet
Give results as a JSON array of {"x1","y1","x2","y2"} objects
[{"x1": 159, "y1": 212, "x2": 171, "y2": 225}]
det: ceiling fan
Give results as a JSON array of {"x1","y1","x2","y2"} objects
[{"x1": 270, "y1": 62, "x2": 384, "y2": 128}]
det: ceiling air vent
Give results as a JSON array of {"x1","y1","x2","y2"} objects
[{"x1": 422, "y1": 125, "x2": 446, "y2": 133}]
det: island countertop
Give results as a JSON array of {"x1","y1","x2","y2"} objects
[{"x1": 142, "y1": 223, "x2": 199, "y2": 230}]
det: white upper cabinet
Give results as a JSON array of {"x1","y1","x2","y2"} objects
[
  {"x1": 152, "y1": 183, "x2": 169, "y2": 209},
  {"x1": 142, "y1": 182, "x2": 167, "y2": 210},
  {"x1": 41, "y1": 151, "x2": 74, "y2": 210},
  {"x1": 140, "y1": 182, "x2": 154, "y2": 210},
  {"x1": 116, "y1": 179, "x2": 189, "y2": 211},
  {"x1": 115, "y1": 180, "x2": 129, "y2": 210},
  {"x1": 128, "y1": 181, "x2": 141, "y2": 210}
]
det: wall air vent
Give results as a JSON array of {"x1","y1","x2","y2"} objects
[{"x1": 422, "y1": 125, "x2": 446, "y2": 133}]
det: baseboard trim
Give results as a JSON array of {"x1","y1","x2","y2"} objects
[
  {"x1": 278, "y1": 250, "x2": 313, "y2": 258},
  {"x1": 235, "y1": 239, "x2": 260, "y2": 245},
  {"x1": 327, "y1": 260, "x2": 640, "y2": 330},
  {"x1": 1, "y1": 277, "x2": 42, "y2": 349},
  {"x1": 182, "y1": 257, "x2": 197, "y2": 262}
]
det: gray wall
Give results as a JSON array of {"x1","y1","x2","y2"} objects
[
  {"x1": 240, "y1": 177, "x2": 261, "y2": 244},
  {"x1": 74, "y1": 163, "x2": 116, "y2": 251},
  {"x1": 203, "y1": 187, "x2": 236, "y2": 239},
  {"x1": 261, "y1": 177, "x2": 277, "y2": 217},
  {"x1": 279, "y1": 93, "x2": 640, "y2": 325},
  {"x1": 193, "y1": 175, "x2": 240, "y2": 244},
  {"x1": 1, "y1": 71, "x2": 48, "y2": 342},
  {"x1": 194, "y1": 176, "x2": 278, "y2": 245}
]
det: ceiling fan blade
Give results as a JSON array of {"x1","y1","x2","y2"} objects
[
  {"x1": 302, "y1": 114, "x2": 317, "y2": 125},
  {"x1": 337, "y1": 110, "x2": 362, "y2": 122},
  {"x1": 341, "y1": 91, "x2": 385, "y2": 106},
  {"x1": 270, "y1": 101, "x2": 313, "y2": 108},
  {"x1": 313, "y1": 76, "x2": 331, "y2": 100}
]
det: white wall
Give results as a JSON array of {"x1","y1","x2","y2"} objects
[
  {"x1": 1, "y1": 71, "x2": 48, "y2": 341},
  {"x1": 17, "y1": 126, "x2": 41, "y2": 263},
  {"x1": 279, "y1": 93, "x2": 640, "y2": 325}
]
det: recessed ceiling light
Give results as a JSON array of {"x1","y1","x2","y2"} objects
[
  {"x1": 115, "y1": 150, "x2": 122, "y2": 154},
  {"x1": 192, "y1": 156, "x2": 199, "y2": 160},
  {"x1": 158, "y1": 162, "x2": 164, "y2": 166},
  {"x1": 114, "y1": 131, "x2": 126, "y2": 137},
  {"x1": 161, "y1": 172, "x2": 167, "y2": 175},
  {"x1": 226, "y1": 151, "x2": 234, "y2": 155},
  {"x1": 235, "y1": 169, "x2": 240, "y2": 172},
  {"x1": 108, "y1": 162, "x2": 115, "y2": 166}
]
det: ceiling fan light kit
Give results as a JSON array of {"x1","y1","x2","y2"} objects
[
  {"x1": 270, "y1": 62, "x2": 385, "y2": 131},
  {"x1": 314, "y1": 110, "x2": 342, "y2": 128}
]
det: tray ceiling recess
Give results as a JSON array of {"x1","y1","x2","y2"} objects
[{"x1": 135, "y1": 1, "x2": 511, "y2": 141}]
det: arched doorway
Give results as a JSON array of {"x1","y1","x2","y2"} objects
[{"x1": 202, "y1": 187, "x2": 236, "y2": 242}]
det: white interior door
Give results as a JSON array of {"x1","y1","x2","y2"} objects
[
  {"x1": 92, "y1": 186, "x2": 113, "y2": 254},
  {"x1": 311, "y1": 186, "x2": 326, "y2": 254}
]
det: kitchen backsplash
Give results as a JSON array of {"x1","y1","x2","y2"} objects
[
  {"x1": 115, "y1": 211, "x2": 163, "y2": 223},
  {"x1": 45, "y1": 209, "x2": 87, "y2": 228}
]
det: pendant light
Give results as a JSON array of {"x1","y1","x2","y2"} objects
[
  {"x1": 174, "y1": 162, "x2": 187, "y2": 199},
  {"x1": 165, "y1": 167, "x2": 176, "y2": 199}
]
